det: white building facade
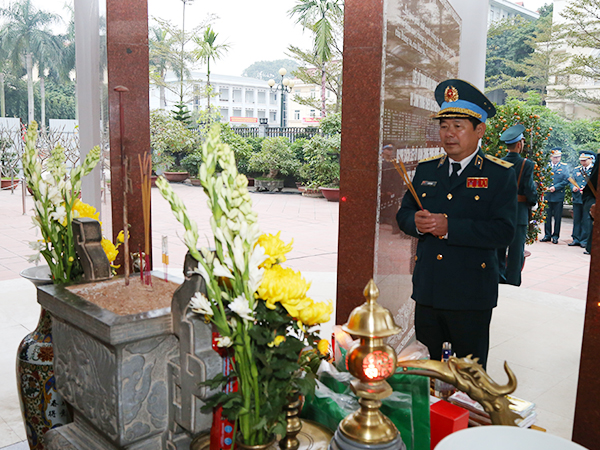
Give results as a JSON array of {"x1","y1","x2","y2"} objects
[
  {"x1": 488, "y1": 0, "x2": 539, "y2": 26},
  {"x1": 149, "y1": 72, "x2": 284, "y2": 126}
]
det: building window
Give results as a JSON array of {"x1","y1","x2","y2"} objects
[
  {"x1": 294, "y1": 110, "x2": 300, "y2": 120},
  {"x1": 233, "y1": 90, "x2": 242, "y2": 103},
  {"x1": 270, "y1": 111, "x2": 277, "y2": 122},
  {"x1": 245, "y1": 90, "x2": 255, "y2": 103},
  {"x1": 257, "y1": 91, "x2": 266, "y2": 103},
  {"x1": 310, "y1": 89, "x2": 315, "y2": 98},
  {"x1": 220, "y1": 108, "x2": 229, "y2": 121},
  {"x1": 270, "y1": 92, "x2": 277, "y2": 103},
  {"x1": 258, "y1": 110, "x2": 266, "y2": 118},
  {"x1": 219, "y1": 88, "x2": 229, "y2": 101},
  {"x1": 310, "y1": 109, "x2": 316, "y2": 118},
  {"x1": 233, "y1": 108, "x2": 242, "y2": 117},
  {"x1": 245, "y1": 109, "x2": 254, "y2": 118}
]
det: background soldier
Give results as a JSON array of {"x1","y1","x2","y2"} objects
[
  {"x1": 570, "y1": 151, "x2": 595, "y2": 248},
  {"x1": 541, "y1": 149, "x2": 570, "y2": 244},
  {"x1": 396, "y1": 79, "x2": 517, "y2": 369},
  {"x1": 497, "y1": 125, "x2": 537, "y2": 286}
]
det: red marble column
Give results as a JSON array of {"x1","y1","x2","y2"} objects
[
  {"x1": 336, "y1": 0, "x2": 384, "y2": 323},
  {"x1": 572, "y1": 171, "x2": 600, "y2": 447},
  {"x1": 106, "y1": 0, "x2": 152, "y2": 270}
]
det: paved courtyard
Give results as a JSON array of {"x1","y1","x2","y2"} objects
[{"x1": 0, "y1": 182, "x2": 592, "y2": 446}]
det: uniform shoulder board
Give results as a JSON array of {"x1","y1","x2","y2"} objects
[
  {"x1": 561, "y1": 162, "x2": 568, "y2": 166},
  {"x1": 485, "y1": 154, "x2": 513, "y2": 168},
  {"x1": 419, "y1": 154, "x2": 445, "y2": 164}
]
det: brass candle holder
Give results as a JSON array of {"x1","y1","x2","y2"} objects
[{"x1": 332, "y1": 279, "x2": 404, "y2": 449}]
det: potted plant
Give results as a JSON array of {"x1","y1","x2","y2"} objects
[
  {"x1": 156, "y1": 125, "x2": 332, "y2": 448},
  {"x1": 300, "y1": 134, "x2": 341, "y2": 201},
  {"x1": 150, "y1": 110, "x2": 199, "y2": 180},
  {"x1": 248, "y1": 137, "x2": 300, "y2": 192},
  {"x1": 18, "y1": 121, "x2": 107, "y2": 449},
  {"x1": 181, "y1": 151, "x2": 203, "y2": 185}
]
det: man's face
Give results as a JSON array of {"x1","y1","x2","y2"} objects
[
  {"x1": 551, "y1": 155, "x2": 561, "y2": 165},
  {"x1": 439, "y1": 118, "x2": 485, "y2": 162},
  {"x1": 581, "y1": 158, "x2": 592, "y2": 168}
]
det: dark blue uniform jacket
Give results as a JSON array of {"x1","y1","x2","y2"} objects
[
  {"x1": 396, "y1": 149, "x2": 517, "y2": 311},
  {"x1": 546, "y1": 162, "x2": 570, "y2": 203}
]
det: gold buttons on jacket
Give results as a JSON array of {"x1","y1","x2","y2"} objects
[
  {"x1": 481, "y1": 263, "x2": 486, "y2": 269},
  {"x1": 437, "y1": 254, "x2": 443, "y2": 260},
  {"x1": 414, "y1": 255, "x2": 418, "y2": 261},
  {"x1": 422, "y1": 192, "x2": 426, "y2": 197},
  {"x1": 447, "y1": 193, "x2": 453, "y2": 200},
  {"x1": 475, "y1": 195, "x2": 480, "y2": 201}
]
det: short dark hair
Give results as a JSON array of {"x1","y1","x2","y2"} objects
[{"x1": 467, "y1": 117, "x2": 482, "y2": 130}]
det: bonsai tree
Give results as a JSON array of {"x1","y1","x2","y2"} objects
[
  {"x1": 300, "y1": 134, "x2": 341, "y2": 189},
  {"x1": 248, "y1": 136, "x2": 299, "y2": 179}
]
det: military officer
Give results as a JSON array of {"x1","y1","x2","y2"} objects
[
  {"x1": 570, "y1": 151, "x2": 595, "y2": 248},
  {"x1": 396, "y1": 79, "x2": 517, "y2": 369},
  {"x1": 583, "y1": 152, "x2": 598, "y2": 255},
  {"x1": 497, "y1": 125, "x2": 537, "y2": 286},
  {"x1": 541, "y1": 149, "x2": 570, "y2": 244}
]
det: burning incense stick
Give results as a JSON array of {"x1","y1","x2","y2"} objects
[{"x1": 392, "y1": 158, "x2": 424, "y2": 210}]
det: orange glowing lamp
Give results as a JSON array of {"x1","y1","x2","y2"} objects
[{"x1": 337, "y1": 279, "x2": 403, "y2": 445}]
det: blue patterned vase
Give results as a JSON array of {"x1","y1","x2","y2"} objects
[{"x1": 17, "y1": 267, "x2": 71, "y2": 449}]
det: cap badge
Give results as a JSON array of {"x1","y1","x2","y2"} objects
[{"x1": 444, "y1": 86, "x2": 459, "y2": 103}]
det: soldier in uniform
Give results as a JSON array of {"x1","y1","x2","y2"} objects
[
  {"x1": 570, "y1": 151, "x2": 595, "y2": 248},
  {"x1": 396, "y1": 79, "x2": 517, "y2": 369},
  {"x1": 541, "y1": 149, "x2": 570, "y2": 244},
  {"x1": 497, "y1": 125, "x2": 537, "y2": 286},
  {"x1": 583, "y1": 152, "x2": 598, "y2": 255}
]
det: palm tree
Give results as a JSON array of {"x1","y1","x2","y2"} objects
[
  {"x1": 289, "y1": 0, "x2": 343, "y2": 118},
  {"x1": 192, "y1": 26, "x2": 229, "y2": 113},
  {"x1": 33, "y1": 37, "x2": 63, "y2": 127},
  {"x1": 149, "y1": 26, "x2": 178, "y2": 109},
  {"x1": 0, "y1": 0, "x2": 61, "y2": 124}
]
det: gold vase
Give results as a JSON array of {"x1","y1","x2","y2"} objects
[
  {"x1": 236, "y1": 437, "x2": 277, "y2": 450},
  {"x1": 279, "y1": 393, "x2": 303, "y2": 450}
]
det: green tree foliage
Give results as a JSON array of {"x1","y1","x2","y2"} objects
[
  {"x1": 0, "y1": 0, "x2": 62, "y2": 124},
  {"x1": 192, "y1": 25, "x2": 230, "y2": 112},
  {"x1": 289, "y1": 0, "x2": 343, "y2": 118},
  {"x1": 219, "y1": 124, "x2": 253, "y2": 175},
  {"x1": 483, "y1": 100, "x2": 554, "y2": 243},
  {"x1": 319, "y1": 111, "x2": 340, "y2": 135},
  {"x1": 554, "y1": 0, "x2": 600, "y2": 107},
  {"x1": 486, "y1": 11, "x2": 570, "y2": 103},
  {"x1": 299, "y1": 134, "x2": 340, "y2": 188},
  {"x1": 242, "y1": 59, "x2": 300, "y2": 80},
  {"x1": 248, "y1": 137, "x2": 299, "y2": 179},
  {"x1": 150, "y1": 109, "x2": 200, "y2": 171}
]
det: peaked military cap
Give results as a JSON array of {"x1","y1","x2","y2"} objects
[
  {"x1": 579, "y1": 150, "x2": 595, "y2": 160},
  {"x1": 551, "y1": 148, "x2": 562, "y2": 156},
  {"x1": 500, "y1": 124, "x2": 525, "y2": 144},
  {"x1": 432, "y1": 79, "x2": 496, "y2": 122}
]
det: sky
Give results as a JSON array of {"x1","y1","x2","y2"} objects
[{"x1": 1, "y1": 0, "x2": 554, "y2": 77}]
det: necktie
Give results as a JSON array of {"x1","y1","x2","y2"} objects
[{"x1": 449, "y1": 162, "x2": 461, "y2": 184}]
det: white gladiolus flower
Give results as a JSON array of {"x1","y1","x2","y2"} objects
[
  {"x1": 229, "y1": 295, "x2": 255, "y2": 322},
  {"x1": 189, "y1": 292, "x2": 213, "y2": 316},
  {"x1": 41, "y1": 171, "x2": 53, "y2": 183},
  {"x1": 28, "y1": 240, "x2": 44, "y2": 251},
  {"x1": 183, "y1": 229, "x2": 198, "y2": 250},
  {"x1": 38, "y1": 181, "x2": 47, "y2": 197},
  {"x1": 213, "y1": 259, "x2": 234, "y2": 279},
  {"x1": 215, "y1": 335, "x2": 232, "y2": 348},
  {"x1": 49, "y1": 205, "x2": 67, "y2": 223},
  {"x1": 189, "y1": 263, "x2": 209, "y2": 283},
  {"x1": 232, "y1": 236, "x2": 246, "y2": 273},
  {"x1": 27, "y1": 253, "x2": 41, "y2": 264}
]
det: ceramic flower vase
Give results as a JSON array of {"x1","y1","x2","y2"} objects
[{"x1": 17, "y1": 266, "x2": 71, "y2": 450}]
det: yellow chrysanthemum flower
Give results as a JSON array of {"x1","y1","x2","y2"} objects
[
  {"x1": 117, "y1": 230, "x2": 126, "y2": 243},
  {"x1": 256, "y1": 232, "x2": 293, "y2": 269},
  {"x1": 317, "y1": 339, "x2": 330, "y2": 356},
  {"x1": 268, "y1": 335, "x2": 286, "y2": 348},
  {"x1": 72, "y1": 199, "x2": 100, "y2": 221},
  {"x1": 257, "y1": 265, "x2": 311, "y2": 317},
  {"x1": 101, "y1": 237, "x2": 119, "y2": 263},
  {"x1": 298, "y1": 299, "x2": 333, "y2": 326}
]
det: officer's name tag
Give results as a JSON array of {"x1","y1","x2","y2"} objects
[
  {"x1": 421, "y1": 180, "x2": 437, "y2": 186},
  {"x1": 467, "y1": 177, "x2": 488, "y2": 188}
]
